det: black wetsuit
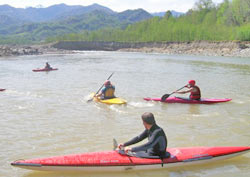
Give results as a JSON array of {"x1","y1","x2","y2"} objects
[{"x1": 124, "y1": 124, "x2": 167, "y2": 158}]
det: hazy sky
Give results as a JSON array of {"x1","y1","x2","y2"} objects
[{"x1": 0, "y1": 0, "x2": 224, "y2": 13}]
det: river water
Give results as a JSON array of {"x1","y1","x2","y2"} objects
[{"x1": 1, "y1": 51, "x2": 250, "y2": 177}]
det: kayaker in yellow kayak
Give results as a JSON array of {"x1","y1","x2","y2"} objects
[
  {"x1": 95, "y1": 80, "x2": 116, "y2": 100},
  {"x1": 174, "y1": 80, "x2": 201, "y2": 100},
  {"x1": 118, "y1": 112, "x2": 168, "y2": 159}
]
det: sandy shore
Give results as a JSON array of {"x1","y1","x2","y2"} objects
[{"x1": 1, "y1": 41, "x2": 250, "y2": 58}]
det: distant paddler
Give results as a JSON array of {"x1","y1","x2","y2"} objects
[
  {"x1": 44, "y1": 62, "x2": 52, "y2": 70},
  {"x1": 32, "y1": 62, "x2": 58, "y2": 72}
]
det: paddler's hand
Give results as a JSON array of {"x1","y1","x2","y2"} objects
[
  {"x1": 124, "y1": 147, "x2": 132, "y2": 153},
  {"x1": 118, "y1": 143, "x2": 124, "y2": 150},
  {"x1": 93, "y1": 95, "x2": 99, "y2": 100}
]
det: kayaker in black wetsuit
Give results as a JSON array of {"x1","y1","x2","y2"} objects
[
  {"x1": 118, "y1": 112, "x2": 168, "y2": 159},
  {"x1": 45, "y1": 62, "x2": 52, "y2": 70}
]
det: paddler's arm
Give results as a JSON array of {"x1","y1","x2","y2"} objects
[
  {"x1": 95, "y1": 93, "x2": 102, "y2": 97},
  {"x1": 130, "y1": 129, "x2": 163, "y2": 152},
  {"x1": 95, "y1": 88, "x2": 105, "y2": 97},
  {"x1": 118, "y1": 129, "x2": 148, "y2": 152},
  {"x1": 175, "y1": 87, "x2": 195, "y2": 94}
]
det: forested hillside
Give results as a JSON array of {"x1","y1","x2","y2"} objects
[
  {"x1": 0, "y1": 4, "x2": 152, "y2": 44},
  {"x1": 47, "y1": 0, "x2": 250, "y2": 43}
]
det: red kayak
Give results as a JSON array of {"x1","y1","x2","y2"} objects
[
  {"x1": 11, "y1": 146, "x2": 250, "y2": 172},
  {"x1": 144, "y1": 97, "x2": 232, "y2": 104},
  {"x1": 0, "y1": 88, "x2": 6, "y2": 91},
  {"x1": 32, "y1": 68, "x2": 58, "y2": 72}
]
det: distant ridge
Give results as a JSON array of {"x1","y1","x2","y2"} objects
[
  {"x1": 0, "y1": 3, "x2": 183, "y2": 44},
  {"x1": 0, "y1": 4, "x2": 154, "y2": 43},
  {"x1": 0, "y1": 3, "x2": 115, "y2": 22},
  {"x1": 0, "y1": 4, "x2": 183, "y2": 23}
]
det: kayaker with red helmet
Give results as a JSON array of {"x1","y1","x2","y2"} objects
[
  {"x1": 95, "y1": 80, "x2": 115, "y2": 100},
  {"x1": 118, "y1": 112, "x2": 168, "y2": 159},
  {"x1": 174, "y1": 80, "x2": 201, "y2": 100}
]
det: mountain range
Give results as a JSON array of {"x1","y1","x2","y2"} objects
[
  {"x1": 0, "y1": 3, "x2": 183, "y2": 44},
  {"x1": 0, "y1": 4, "x2": 115, "y2": 23}
]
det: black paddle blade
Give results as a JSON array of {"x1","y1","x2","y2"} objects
[
  {"x1": 87, "y1": 97, "x2": 95, "y2": 102},
  {"x1": 87, "y1": 98, "x2": 93, "y2": 102},
  {"x1": 161, "y1": 94, "x2": 170, "y2": 101},
  {"x1": 113, "y1": 138, "x2": 118, "y2": 150}
]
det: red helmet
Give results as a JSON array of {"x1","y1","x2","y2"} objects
[
  {"x1": 104, "y1": 80, "x2": 111, "y2": 86},
  {"x1": 188, "y1": 80, "x2": 195, "y2": 86}
]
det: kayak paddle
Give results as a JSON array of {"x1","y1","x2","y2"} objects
[
  {"x1": 113, "y1": 138, "x2": 134, "y2": 163},
  {"x1": 113, "y1": 138, "x2": 118, "y2": 150},
  {"x1": 161, "y1": 85, "x2": 187, "y2": 101},
  {"x1": 87, "y1": 72, "x2": 114, "y2": 102}
]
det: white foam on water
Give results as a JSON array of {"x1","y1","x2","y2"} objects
[
  {"x1": 109, "y1": 105, "x2": 127, "y2": 114},
  {"x1": 128, "y1": 101, "x2": 154, "y2": 108},
  {"x1": 5, "y1": 89, "x2": 42, "y2": 98}
]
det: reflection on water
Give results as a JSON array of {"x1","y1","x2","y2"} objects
[
  {"x1": 1, "y1": 52, "x2": 250, "y2": 177},
  {"x1": 188, "y1": 105, "x2": 201, "y2": 115}
]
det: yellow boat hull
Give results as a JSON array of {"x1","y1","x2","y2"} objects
[{"x1": 90, "y1": 93, "x2": 127, "y2": 105}]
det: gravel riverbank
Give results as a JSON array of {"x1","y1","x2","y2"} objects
[
  {"x1": 52, "y1": 41, "x2": 250, "y2": 58},
  {"x1": 1, "y1": 41, "x2": 250, "y2": 58},
  {"x1": 119, "y1": 41, "x2": 250, "y2": 58},
  {"x1": 0, "y1": 44, "x2": 72, "y2": 57}
]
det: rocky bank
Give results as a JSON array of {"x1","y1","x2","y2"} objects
[
  {"x1": 1, "y1": 41, "x2": 250, "y2": 58},
  {"x1": 52, "y1": 41, "x2": 250, "y2": 57},
  {"x1": 0, "y1": 44, "x2": 71, "y2": 57},
  {"x1": 0, "y1": 45, "x2": 41, "y2": 57}
]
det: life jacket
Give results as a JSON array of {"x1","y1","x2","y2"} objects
[
  {"x1": 103, "y1": 86, "x2": 115, "y2": 99},
  {"x1": 189, "y1": 85, "x2": 201, "y2": 100}
]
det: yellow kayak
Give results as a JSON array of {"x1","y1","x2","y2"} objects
[{"x1": 90, "y1": 93, "x2": 127, "y2": 105}]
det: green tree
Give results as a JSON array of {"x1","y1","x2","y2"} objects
[
  {"x1": 216, "y1": 0, "x2": 230, "y2": 25},
  {"x1": 194, "y1": 0, "x2": 215, "y2": 11},
  {"x1": 164, "y1": 10, "x2": 173, "y2": 19},
  {"x1": 231, "y1": 0, "x2": 250, "y2": 25}
]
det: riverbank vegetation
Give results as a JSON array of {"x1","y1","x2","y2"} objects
[{"x1": 46, "y1": 0, "x2": 250, "y2": 43}]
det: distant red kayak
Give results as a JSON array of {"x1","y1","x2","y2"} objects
[
  {"x1": 11, "y1": 146, "x2": 250, "y2": 172},
  {"x1": 32, "y1": 68, "x2": 58, "y2": 72},
  {"x1": 144, "y1": 97, "x2": 232, "y2": 104},
  {"x1": 0, "y1": 88, "x2": 6, "y2": 91}
]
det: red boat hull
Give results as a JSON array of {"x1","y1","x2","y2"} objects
[
  {"x1": 11, "y1": 146, "x2": 250, "y2": 171},
  {"x1": 32, "y1": 68, "x2": 58, "y2": 72},
  {"x1": 144, "y1": 97, "x2": 232, "y2": 104}
]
